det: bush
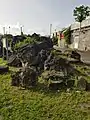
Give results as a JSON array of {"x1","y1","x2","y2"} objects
[
  {"x1": 52, "y1": 36, "x2": 58, "y2": 45},
  {"x1": 14, "y1": 37, "x2": 36, "y2": 49},
  {"x1": 63, "y1": 27, "x2": 71, "y2": 45}
]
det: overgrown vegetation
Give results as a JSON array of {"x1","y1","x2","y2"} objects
[
  {"x1": 0, "y1": 58, "x2": 7, "y2": 66},
  {"x1": 0, "y1": 59, "x2": 90, "y2": 120},
  {"x1": 63, "y1": 27, "x2": 71, "y2": 45},
  {"x1": 52, "y1": 36, "x2": 58, "y2": 45},
  {"x1": 14, "y1": 33, "x2": 49, "y2": 50},
  {"x1": 14, "y1": 37, "x2": 36, "y2": 49}
]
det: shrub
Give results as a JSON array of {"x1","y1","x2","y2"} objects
[
  {"x1": 14, "y1": 37, "x2": 36, "y2": 49},
  {"x1": 63, "y1": 27, "x2": 71, "y2": 45}
]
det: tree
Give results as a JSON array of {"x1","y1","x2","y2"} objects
[
  {"x1": 73, "y1": 5, "x2": 90, "y2": 44},
  {"x1": 63, "y1": 27, "x2": 71, "y2": 46},
  {"x1": 73, "y1": 5, "x2": 90, "y2": 27}
]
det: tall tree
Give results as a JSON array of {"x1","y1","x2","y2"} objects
[
  {"x1": 73, "y1": 5, "x2": 90, "y2": 29},
  {"x1": 73, "y1": 5, "x2": 90, "y2": 44}
]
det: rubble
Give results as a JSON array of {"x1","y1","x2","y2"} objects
[
  {"x1": 11, "y1": 47, "x2": 80, "y2": 89},
  {"x1": 10, "y1": 39, "x2": 89, "y2": 91},
  {"x1": 49, "y1": 81, "x2": 67, "y2": 90},
  {"x1": 11, "y1": 38, "x2": 53, "y2": 88},
  {"x1": 11, "y1": 66, "x2": 37, "y2": 88},
  {"x1": 65, "y1": 50, "x2": 81, "y2": 62},
  {"x1": 41, "y1": 70, "x2": 75, "y2": 90},
  {"x1": 0, "y1": 66, "x2": 9, "y2": 74},
  {"x1": 86, "y1": 83, "x2": 90, "y2": 91},
  {"x1": 8, "y1": 54, "x2": 22, "y2": 67},
  {"x1": 8, "y1": 38, "x2": 53, "y2": 67},
  {"x1": 77, "y1": 77, "x2": 87, "y2": 91}
]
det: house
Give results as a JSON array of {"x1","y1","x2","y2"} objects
[
  {"x1": 70, "y1": 18, "x2": 90, "y2": 51},
  {"x1": 53, "y1": 31, "x2": 65, "y2": 47}
]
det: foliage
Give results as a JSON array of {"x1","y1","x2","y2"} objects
[
  {"x1": 14, "y1": 33, "x2": 46, "y2": 50},
  {"x1": 73, "y1": 5, "x2": 90, "y2": 23},
  {"x1": 3, "y1": 34, "x2": 13, "y2": 39},
  {"x1": 63, "y1": 27, "x2": 71, "y2": 45},
  {"x1": 0, "y1": 58, "x2": 7, "y2": 66},
  {"x1": 14, "y1": 37, "x2": 36, "y2": 50},
  {"x1": 52, "y1": 36, "x2": 58, "y2": 45},
  {"x1": 31, "y1": 33, "x2": 40, "y2": 39}
]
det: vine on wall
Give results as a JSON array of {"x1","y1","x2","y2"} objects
[{"x1": 63, "y1": 27, "x2": 71, "y2": 45}]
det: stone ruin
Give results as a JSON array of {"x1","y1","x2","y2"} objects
[
  {"x1": 0, "y1": 66, "x2": 9, "y2": 74},
  {"x1": 9, "y1": 38, "x2": 90, "y2": 91},
  {"x1": 11, "y1": 38, "x2": 53, "y2": 88},
  {"x1": 8, "y1": 38, "x2": 53, "y2": 67},
  {"x1": 11, "y1": 67, "x2": 37, "y2": 88}
]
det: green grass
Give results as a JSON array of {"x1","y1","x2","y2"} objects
[
  {"x1": 0, "y1": 59, "x2": 90, "y2": 120},
  {"x1": 0, "y1": 58, "x2": 7, "y2": 66}
]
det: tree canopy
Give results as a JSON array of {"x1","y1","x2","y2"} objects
[{"x1": 73, "y1": 5, "x2": 90, "y2": 23}]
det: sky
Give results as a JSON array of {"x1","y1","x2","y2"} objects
[{"x1": 0, "y1": 0, "x2": 90, "y2": 35}]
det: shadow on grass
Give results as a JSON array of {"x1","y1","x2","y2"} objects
[{"x1": 16, "y1": 81, "x2": 69, "y2": 97}]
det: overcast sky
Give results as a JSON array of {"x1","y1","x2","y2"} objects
[{"x1": 0, "y1": 0, "x2": 90, "y2": 35}]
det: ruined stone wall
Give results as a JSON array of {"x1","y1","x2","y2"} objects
[
  {"x1": 79, "y1": 29, "x2": 90, "y2": 50},
  {"x1": 70, "y1": 27, "x2": 90, "y2": 51},
  {"x1": 70, "y1": 18, "x2": 90, "y2": 51}
]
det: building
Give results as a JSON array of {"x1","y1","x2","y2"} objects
[
  {"x1": 53, "y1": 31, "x2": 65, "y2": 47},
  {"x1": 70, "y1": 18, "x2": 90, "y2": 51}
]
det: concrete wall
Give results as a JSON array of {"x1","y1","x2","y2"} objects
[
  {"x1": 70, "y1": 18, "x2": 90, "y2": 51},
  {"x1": 58, "y1": 39, "x2": 65, "y2": 48},
  {"x1": 79, "y1": 29, "x2": 90, "y2": 50},
  {"x1": 70, "y1": 27, "x2": 90, "y2": 51},
  {"x1": 71, "y1": 18, "x2": 90, "y2": 30}
]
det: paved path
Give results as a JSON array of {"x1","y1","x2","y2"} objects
[
  {"x1": 53, "y1": 45, "x2": 68, "y2": 53},
  {"x1": 78, "y1": 51, "x2": 90, "y2": 64},
  {"x1": 53, "y1": 45, "x2": 90, "y2": 64}
]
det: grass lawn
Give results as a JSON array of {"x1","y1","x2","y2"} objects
[{"x1": 0, "y1": 59, "x2": 90, "y2": 120}]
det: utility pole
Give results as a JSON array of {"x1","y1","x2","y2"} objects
[
  {"x1": 9, "y1": 26, "x2": 10, "y2": 34},
  {"x1": 50, "y1": 24, "x2": 52, "y2": 38},
  {"x1": 3, "y1": 27, "x2": 5, "y2": 60},
  {"x1": 6, "y1": 37, "x2": 8, "y2": 60},
  {"x1": 20, "y1": 25, "x2": 24, "y2": 35},
  {"x1": 3, "y1": 27, "x2": 5, "y2": 35},
  {"x1": 2, "y1": 27, "x2": 8, "y2": 60},
  {"x1": 20, "y1": 26, "x2": 22, "y2": 34}
]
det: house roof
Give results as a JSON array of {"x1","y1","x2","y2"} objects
[{"x1": 71, "y1": 18, "x2": 90, "y2": 30}]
